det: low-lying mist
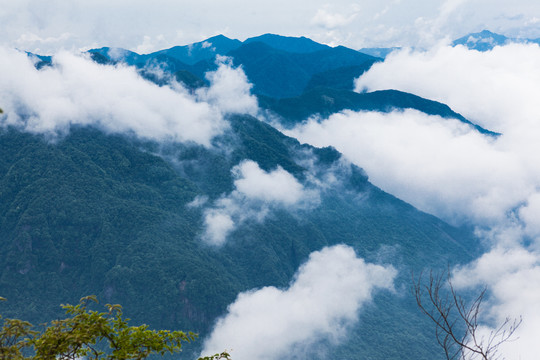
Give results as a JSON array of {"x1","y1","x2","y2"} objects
[{"x1": 288, "y1": 42, "x2": 540, "y2": 360}]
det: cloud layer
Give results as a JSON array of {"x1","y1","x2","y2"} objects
[
  {"x1": 290, "y1": 43, "x2": 540, "y2": 229},
  {"x1": 288, "y1": 42, "x2": 540, "y2": 360},
  {"x1": 199, "y1": 160, "x2": 318, "y2": 246},
  {"x1": 287, "y1": 109, "x2": 520, "y2": 225},
  {"x1": 0, "y1": 48, "x2": 256, "y2": 146},
  {"x1": 200, "y1": 244, "x2": 396, "y2": 360}
]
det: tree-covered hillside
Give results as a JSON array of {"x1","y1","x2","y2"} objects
[{"x1": 0, "y1": 113, "x2": 478, "y2": 359}]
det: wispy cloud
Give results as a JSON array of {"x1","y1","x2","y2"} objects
[{"x1": 199, "y1": 160, "x2": 319, "y2": 246}]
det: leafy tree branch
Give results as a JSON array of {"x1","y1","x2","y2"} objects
[{"x1": 0, "y1": 296, "x2": 230, "y2": 360}]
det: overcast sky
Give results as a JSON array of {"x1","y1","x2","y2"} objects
[{"x1": 1, "y1": 0, "x2": 540, "y2": 54}]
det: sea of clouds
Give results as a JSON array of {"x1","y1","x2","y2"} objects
[{"x1": 287, "y1": 42, "x2": 540, "y2": 360}]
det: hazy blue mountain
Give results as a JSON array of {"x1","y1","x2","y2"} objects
[
  {"x1": 151, "y1": 35, "x2": 242, "y2": 65},
  {"x1": 0, "y1": 115, "x2": 478, "y2": 359},
  {"x1": 259, "y1": 87, "x2": 498, "y2": 135},
  {"x1": 173, "y1": 70, "x2": 207, "y2": 90},
  {"x1": 228, "y1": 42, "x2": 378, "y2": 97},
  {"x1": 451, "y1": 30, "x2": 540, "y2": 51},
  {"x1": 26, "y1": 52, "x2": 53, "y2": 69},
  {"x1": 88, "y1": 47, "x2": 142, "y2": 64},
  {"x1": 226, "y1": 42, "x2": 312, "y2": 97},
  {"x1": 87, "y1": 35, "x2": 241, "y2": 70},
  {"x1": 88, "y1": 51, "x2": 115, "y2": 65},
  {"x1": 304, "y1": 64, "x2": 378, "y2": 92},
  {"x1": 60, "y1": 35, "x2": 378, "y2": 98},
  {"x1": 244, "y1": 33, "x2": 330, "y2": 53}
]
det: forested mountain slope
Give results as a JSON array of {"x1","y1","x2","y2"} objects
[{"x1": 0, "y1": 114, "x2": 478, "y2": 359}]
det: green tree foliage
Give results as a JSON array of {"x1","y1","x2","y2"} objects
[
  {"x1": 0, "y1": 296, "x2": 37, "y2": 359},
  {"x1": 0, "y1": 296, "x2": 230, "y2": 360}
]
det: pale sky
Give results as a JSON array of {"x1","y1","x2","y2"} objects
[{"x1": 1, "y1": 0, "x2": 540, "y2": 54}]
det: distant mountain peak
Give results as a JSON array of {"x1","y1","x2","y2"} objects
[
  {"x1": 451, "y1": 30, "x2": 540, "y2": 51},
  {"x1": 244, "y1": 33, "x2": 330, "y2": 53},
  {"x1": 206, "y1": 34, "x2": 233, "y2": 41},
  {"x1": 195, "y1": 34, "x2": 241, "y2": 48},
  {"x1": 148, "y1": 35, "x2": 241, "y2": 65},
  {"x1": 452, "y1": 30, "x2": 509, "y2": 51}
]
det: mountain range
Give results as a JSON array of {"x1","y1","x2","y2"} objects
[{"x1": 2, "y1": 32, "x2": 505, "y2": 359}]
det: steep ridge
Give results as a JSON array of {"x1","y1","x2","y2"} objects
[
  {"x1": 227, "y1": 42, "x2": 378, "y2": 97},
  {"x1": 259, "y1": 87, "x2": 498, "y2": 135}
]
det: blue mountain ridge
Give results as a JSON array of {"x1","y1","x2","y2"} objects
[
  {"x1": 258, "y1": 88, "x2": 498, "y2": 136},
  {"x1": 28, "y1": 33, "x2": 498, "y2": 135}
]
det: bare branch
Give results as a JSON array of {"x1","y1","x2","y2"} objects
[{"x1": 413, "y1": 270, "x2": 521, "y2": 360}]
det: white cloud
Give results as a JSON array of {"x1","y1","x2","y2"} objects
[
  {"x1": 339, "y1": 43, "x2": 540, "y2": 229},
  {"x1": 201, "y1": 160, "x2": 319, "y2": 246},
  {"x1": 133, "y1": 34, "x2": 167, "y2": 54},
  {"x1": 203, "y1": 211, "x2": 236, "y2": 246},
  {"x1": 0, "y1": 48, "x2": 261, "y2": 147},
  {"x1": 197, "y1": 57, "x2": 259, "y2": 117},
  {"x1": 16, "y1": 32, "x2": 74, "y2": 46},
  {"x1": 232, "y1": 161, "x2": 306, "y2": 205},
  {"x1": 200, "y1": 244, "x2": 396, "y2": 360},
  {"x1": 0, "y1": 47, "x2": 224, "y2": 145},
  {"x1": 287, "y1": 109, "x2": 526, "y2": 226},
  {"x1": 287, "y1": 42, "x2": 540, "y2": 359}
]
